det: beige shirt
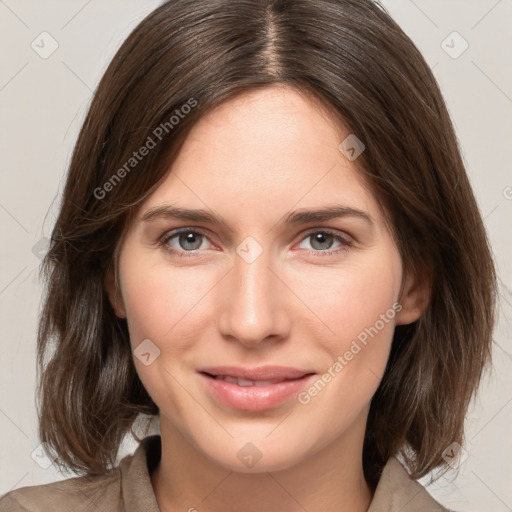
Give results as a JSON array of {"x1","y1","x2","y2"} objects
[{"x1": 0, "y1": 435, "x2": 449, "y2": 511}]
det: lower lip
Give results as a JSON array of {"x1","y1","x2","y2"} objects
[{"x1": 199, "y1": 372, "x2": 315, "y2": 411}]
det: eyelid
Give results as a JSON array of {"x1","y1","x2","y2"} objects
[{"x1": 297, "y1": 227, "x2": 355, "y2": 244}]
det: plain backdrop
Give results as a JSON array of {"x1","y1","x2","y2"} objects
[{"x1": 0, "y1": 1, "x2": 511, "y2": 510}]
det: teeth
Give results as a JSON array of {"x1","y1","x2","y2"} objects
[
  {"x1": 254, "y1": 380, "x2": 275, "y2": 386},
  {"x1": 215, "y1": 376, "x2": 281, "y2": 386},
  {"x1": 237, "y1": 378, "x2": 254, "y2": 387}
]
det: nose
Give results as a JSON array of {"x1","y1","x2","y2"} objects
[{"x1": 215, "y1": 248, "x2": 291, "y2": 347}]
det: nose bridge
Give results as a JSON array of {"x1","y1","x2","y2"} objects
[{"x1": 216, "y1": 245, "x2": 288, "y2": 345}]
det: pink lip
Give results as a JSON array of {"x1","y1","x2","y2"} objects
[{"x1": 197, "y1": 366, "x2": 315, "y2": 411}]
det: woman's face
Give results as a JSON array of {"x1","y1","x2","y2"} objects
[{"x1": 111, "y1": 86, "x2": 422, "y2": 472}]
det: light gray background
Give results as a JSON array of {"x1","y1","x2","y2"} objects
[{"x1": 0, "y1": 1, "x2": 511, "y2": 510}]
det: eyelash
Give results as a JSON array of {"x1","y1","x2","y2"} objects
[{"x1": 157, "y1": 227, "x2": 354, "y2": 259}]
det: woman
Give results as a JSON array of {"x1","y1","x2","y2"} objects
[{"x1": 0, "y1": 0, "x2": 497, "y2": 510}]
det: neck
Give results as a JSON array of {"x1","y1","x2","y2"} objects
[{"x1": 151, "y1": 413, "x2": 373, "y2": 512}]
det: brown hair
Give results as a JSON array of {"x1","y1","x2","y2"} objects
[{"x1": 37, "y1": 0, "x2": 497, "y2": 487}]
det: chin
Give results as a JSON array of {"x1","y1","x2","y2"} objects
[{"x1": 195, "y1": 430, "x2": 316, "y2": 473}]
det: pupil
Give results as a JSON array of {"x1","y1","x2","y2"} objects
[
  {"x1": 180, "y1": 232, "x2": 201, "y2": 250},
  {"x1": 312, "y1": 233, "x2": 333, "y2": 250}
]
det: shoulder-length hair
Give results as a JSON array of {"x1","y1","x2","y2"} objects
[{"x1": 37, "y1": 0, "x2": 497, "y2": 487}]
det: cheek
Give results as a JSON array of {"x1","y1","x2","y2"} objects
[
  {"x1": 298, "y1": 272, "x2": 401, "y2": 426},
  {"x1": 293, "y1": 254, "x2": 402, "y2": 342},
  {"x1": 292, "y1": 250, "x2": 402, "y2": 405},
  {"x1": 117, "y1": 253, "x2": 210, "y2": 411},
  {"x1": 118, "y1": 252, "x2": 210, "y2": 346}
]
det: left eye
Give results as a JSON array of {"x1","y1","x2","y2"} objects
[{"x1": 299, "y1": 231, "x2": 344, "y2": 252}]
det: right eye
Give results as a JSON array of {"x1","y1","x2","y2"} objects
[{"x1": 159, "y1": 228, "x2": 215, "y2": 258}]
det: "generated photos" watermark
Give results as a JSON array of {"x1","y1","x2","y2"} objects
[
  {"x1": 298, "y1": 302, "x2": 402, "y2": 405},
  {"x1": 93, "y1": 98, "x2": 197, "y2": 200}
]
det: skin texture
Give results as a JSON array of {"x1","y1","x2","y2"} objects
[{"x1": 106, "y1": 86, "x2": 426, "y2": 512}]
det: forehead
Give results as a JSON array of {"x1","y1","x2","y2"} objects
[{"x1": 138, "y1": 86, "x2": 379, "y2": 226}]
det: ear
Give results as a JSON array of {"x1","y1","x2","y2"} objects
[
  {"x1": 395, "y1": 269, "x2": 430, "y2": 325},
  {"x1": 104, "y1": 265, "x2": 127, "y2": 319}
]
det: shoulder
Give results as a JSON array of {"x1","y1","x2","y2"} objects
[
  {"x1": 0, "y1": 468, "x2": 122, "y2": 512},
  {"x1": 368, "y1": 457, "x2": 454, "y2": 512},
  {"x1": 0, "y1": 435, "x2": 161, "y2": 512}
]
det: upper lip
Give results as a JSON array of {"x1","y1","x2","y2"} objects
[{"x1": 198, "y1": 365, "x2": 313, "y2": 381}]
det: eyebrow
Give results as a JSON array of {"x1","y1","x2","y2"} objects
[{"x1": 141, "y1": 204, "x2": 374, "y2": 229}]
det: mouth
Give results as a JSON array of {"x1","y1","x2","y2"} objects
[{"x1": 197, "y1": 366, "x2": 315, "y2": 411}]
